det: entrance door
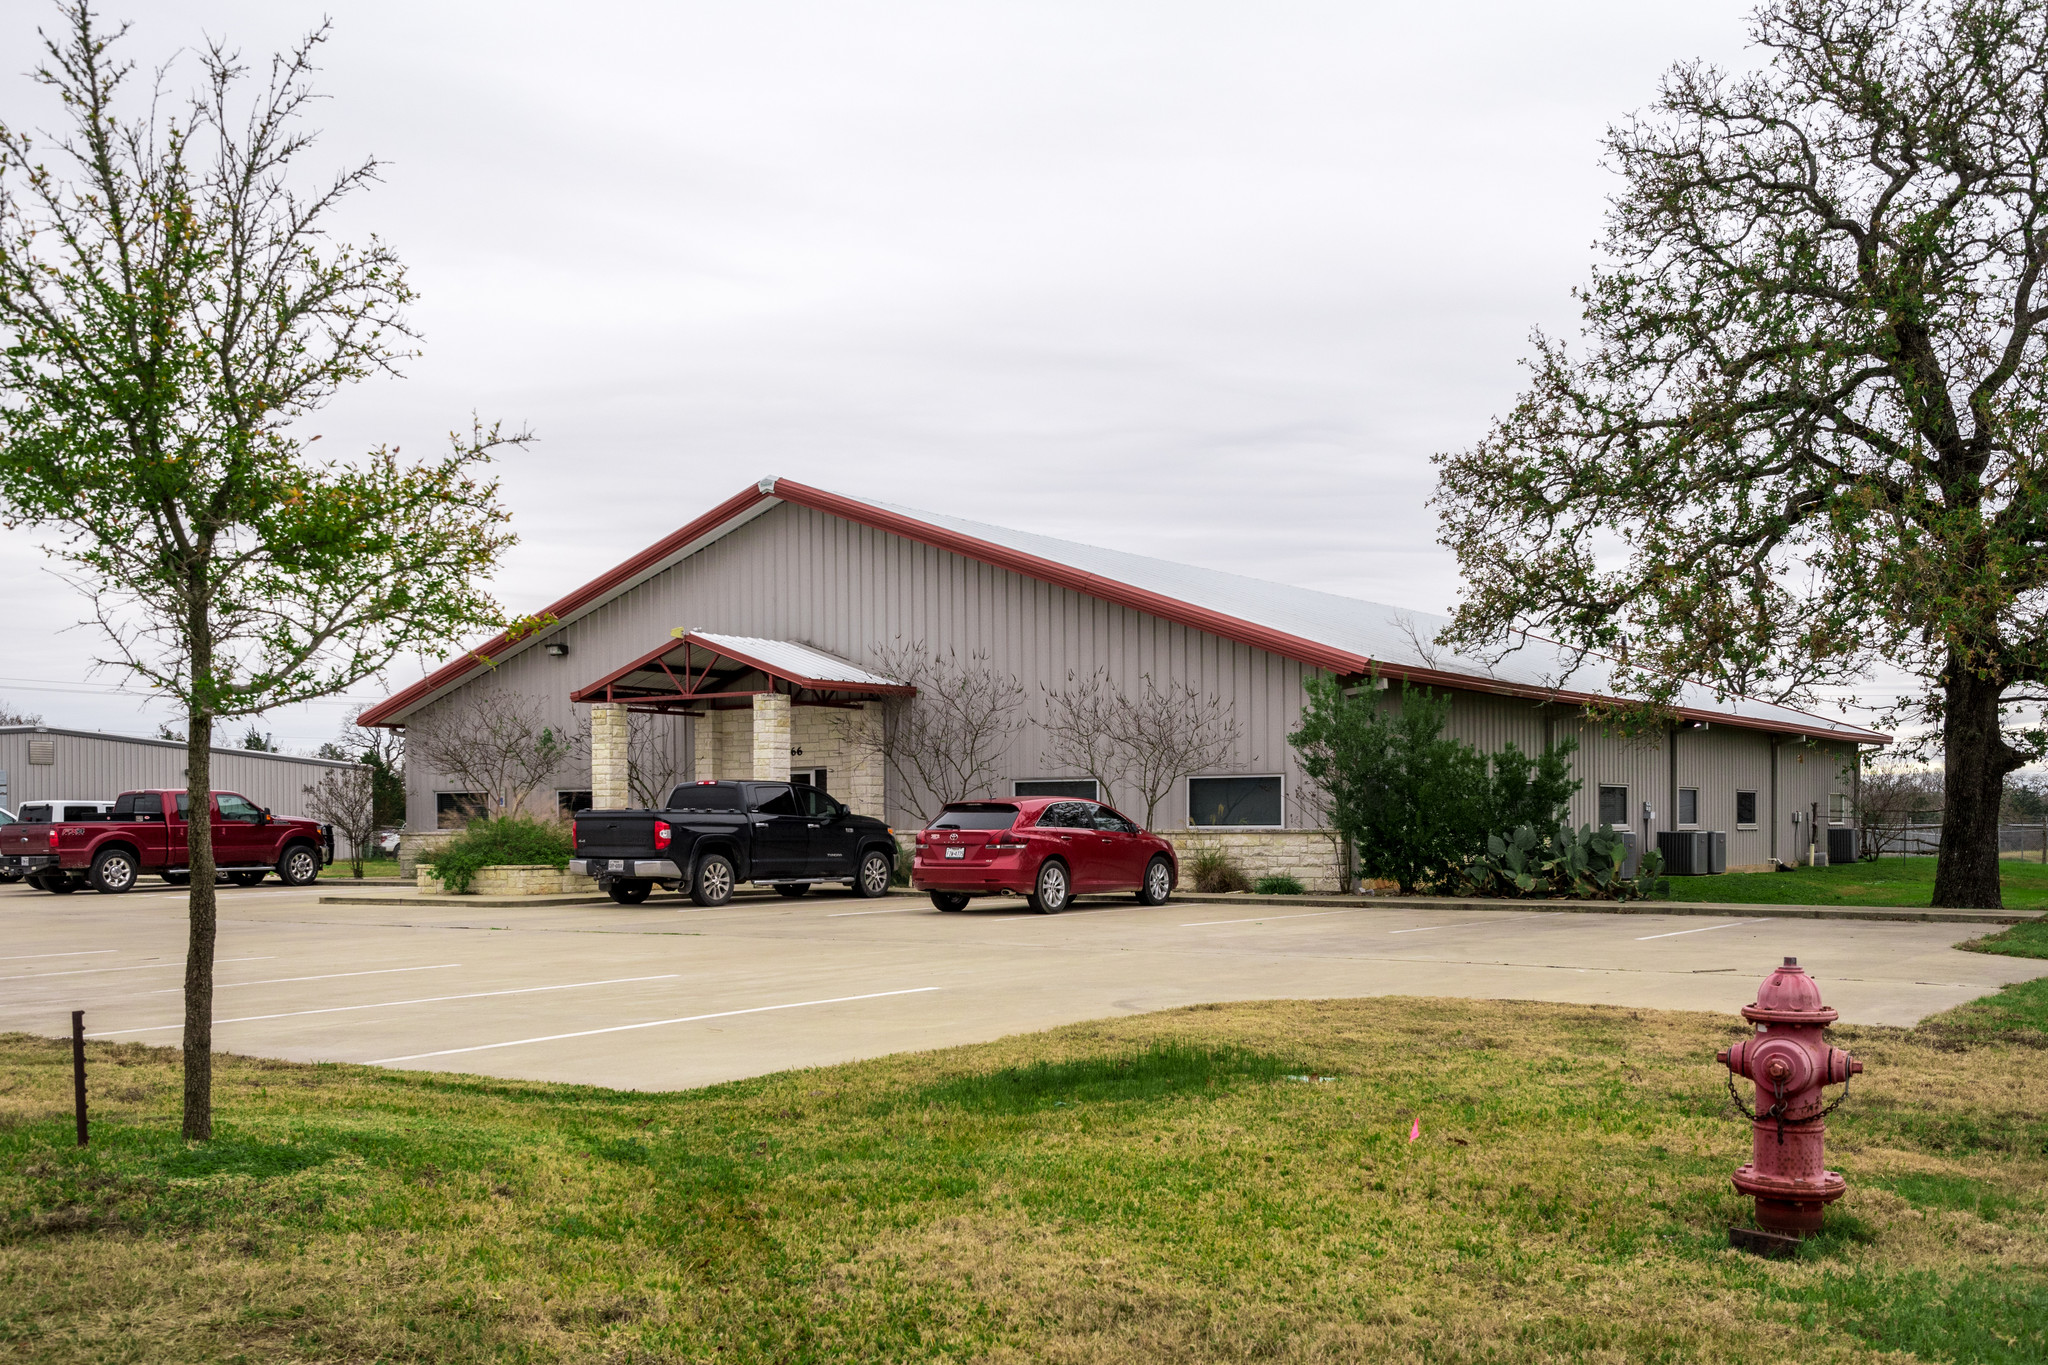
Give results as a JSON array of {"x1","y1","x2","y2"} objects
[
  {"x1": 798, "y1": 785, "x2": 858, "y2": 876},
  {"x1": 745, "y1": 784, "x2": 809, "y2": 879}
]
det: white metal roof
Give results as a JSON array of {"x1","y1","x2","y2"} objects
[
  {"x1": 828, "y1": 491, "x2": 1887, "y2": 744},
  {"x1": 691, "y1": 633, "x2": 905, "y2": 689}
]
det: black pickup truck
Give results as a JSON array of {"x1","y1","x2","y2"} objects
[{"x1": 570, "y1": 780, "x2": 899, "y2": 906}]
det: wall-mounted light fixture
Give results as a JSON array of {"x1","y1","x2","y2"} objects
[{"x1": 544, "y1": 642, "x2": 569, "y2": 657}]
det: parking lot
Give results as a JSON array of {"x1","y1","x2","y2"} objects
[{"x1": 5, "y1": 879, "x2": 2043, "y2": 1090}]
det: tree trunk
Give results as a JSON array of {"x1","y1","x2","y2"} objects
[
  {"x1": 181, "y1": 695, "x2": 218, "y2": 1141},
  {"x1": 1932, "y1": 667, "x2": 2020, "y2": 909}
]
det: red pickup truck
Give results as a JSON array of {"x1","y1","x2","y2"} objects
[{"x1": 0, "y1": 789, "x2": 331, "y2": 895}]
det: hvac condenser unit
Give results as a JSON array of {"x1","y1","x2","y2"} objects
[
  {"x1": 1826, "y1": 827, "x2": 1857, "y2": 866},
  {"x1": 1709, "y1": 830, "x2": 1727, "y2": 874},
  {"x1": 1657, "y1": 830, "x2": 1716, "y2": 876}
]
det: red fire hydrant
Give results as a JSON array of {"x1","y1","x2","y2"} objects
[{"x1": 1717, "y1": 957, "x2": 1862, "y2": 1244}]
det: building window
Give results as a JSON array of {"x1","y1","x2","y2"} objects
[
  {"x1": 1014, "y1": 779, "x2": 1099, "y2": 800},
  {"x1": 1598, "y1": 785, "x2": 1629, "y2": 827},
  {"x1": 1678, "y1": 787, "x2": 1699, "y2": 826},
  {"x1": 1829, "y1": 793, "x2": 1848, "y2": 824},
  {"x1": 1188, "y1": 775, "x2": 1283, "y2": 828},
  {"x1": 557, "y1": 790, "x2": 594, "y2": 819},
  {"x1": 436, "y1": 792, "x2": 486, "y2": 828},
  {"x1": 1735, "y1": 790, "x2": 1758, "y2": 828}
]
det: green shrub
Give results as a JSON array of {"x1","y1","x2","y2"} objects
[
  {"x1": 422, "y1": 816, "x2": 572, "y2": 893},
  {"x1": 1253, "y1": 874, "x2": 1305, "y2": 895},
  {"x1": 1190, "y1": 845, "x2": 1251, "y2": 893},
  {"x1": 1448, "y1": 822, "x2": 1663, "y2": 901}
]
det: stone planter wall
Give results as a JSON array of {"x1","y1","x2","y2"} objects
[
  {"x1": 398, "y1": 829, "x2": 460, "y2": 879},
  {"x1": 1161, "y1": 830, "x2": 1350, "y2": 893},
  {"x1": 415, "y1": 863, "x2": 577, "y2": 896}
]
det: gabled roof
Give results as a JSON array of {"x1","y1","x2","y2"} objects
[
  {"x1": 569, "y1": 631, "x2": 912, "y2": 710},
  {"x1": 359, "y1": 476, "x2": 1888, "y2": 744}
]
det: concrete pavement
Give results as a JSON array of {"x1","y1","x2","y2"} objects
[{"x1": 4, "y1": 879, "x2": 2042, "y2": 1091}]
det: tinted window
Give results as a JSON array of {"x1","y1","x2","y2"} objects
[
  {"x1": 1735, "y1": 790, "x2": 1758, "y2": 826},
  {"x1": 1187, "y1": 777, "x2": 1282, "y2": 828},
  {"x1": 174, "y1": 794, "x2": 191, "y2": 819},
  {"x1": 1090, "y1": 807, "x2": 1138, "y2": 834},
  {"x1": 1036, "y1": 801, "x2": 1093, "y2": 830},
  {"x1": 750, "y1": 785, "x2": 801, "y2": 816},
  {"x1": 114, "y1": 793, "x2": 163, "y2": 821},
  {"x1": 19, "y1": 805, "x2": 48, "y2": 823},
  {"x1": 933, "y1": 804, "x2": 1020, "y2": 831},
  {"x1": 113, "y1": 793, "x2": 139, "y2": 818},
  {"x1": 1597, "y1": 785, "x2": 1629, "y2": 827},
  {"x1": 63, "y1": 804, "x2": 108, "y2": 820},
  {"x1": 1014, "y1": 779, "x2": 1099, "y2": 800},
  {"x1": 798, "y1": 787, "x2": 840, "y2": 818},
  {"x1": 217, "y1": 794, "x2": 263, "y2": 822},
  {"x1": 666, "y1": 783, "x2": 743, "y2": 811}
]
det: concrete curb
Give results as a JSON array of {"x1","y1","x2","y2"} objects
[
  {"x1": 1164, "y1": 891, "x2": 2041, "y2": 926},
  {"x1": 316, "y1": 887, "x2": 925, "y2": 910}
]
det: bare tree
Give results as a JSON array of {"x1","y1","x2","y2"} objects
[
  {"x1": 302, "y1": 764, "x2": 376, "y2": 878},
  {"x1": 839, "y1": 641, "x2": 1025, "y2": 825},
  {"x1": 408, "y1": 697, "x2": 588, "y2": 820},
  {"x1": 628, "y1": 711, "x2": 684, "y2": 808},
  {"x1": 1856, "y1": 765, "x2": 1943, "y2": 861},
  {"x1": 1039, "y1": 670, "x2": 1243, "y2": 829},
  {"x1": 0, "y1": 699, "x2": 42, "y2": 726}
]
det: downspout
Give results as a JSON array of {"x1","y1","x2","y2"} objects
[
  {"x1": 1769, "y1": 736, "x2": 1782, "y2": 867},
  {"x1": 1669, "y1": 723, "x2": 1680, "y2": 831}
]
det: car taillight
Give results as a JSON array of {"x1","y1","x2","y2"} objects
[
  {"x1": 572, "y1": 819, "x2": 579, "y2": 846},
  {"x1": 654, "y1": 820, "x2": 672, "y2": 850},
  {"x1": 48, "y1": 827, "x2": 60, "y2": 849},
  {"x1": 991, "y1": 832, "x2": 1028, "y2": 848}
]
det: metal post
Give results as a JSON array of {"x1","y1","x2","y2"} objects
[{"x1": 71, "y1": 1009, "x2": 87, "y2": 1147}]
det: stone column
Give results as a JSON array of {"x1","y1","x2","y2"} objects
[
  {"x1": 591, "y1": 703, "x2": 631, "y2": 809},
  {"x1": 751, "y1": 693, "x2": 791, "y2": 782}
]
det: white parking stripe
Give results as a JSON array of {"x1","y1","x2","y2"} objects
[
  {"x1": 1389, "y1": 915, "x2": 1539, "y2": 934},
  {"x1": 147, "y1": 964, "x2": 462, "y2": 993},
  {"x1": 828, "y1": 906, "x2": 929, "y2": 917},
  {"x1": 2, "y1": 956, "x2": 273, "y2": 982},
  {"x1": 1181, "y1": 910, "x2": 1359, "y2": 927},
  {"x1": 367, "y1": 986, "x2": 943, "y2": 1064},
  {"x1": 0, "y1": 950, "x2": 118, "y2": 962},
  {"x1": 85, "y1": 974, "x2": 682, "y2": 1036},
  {"x1": 1635, "y1": 919, "x2": 1769, "y2": 941}
]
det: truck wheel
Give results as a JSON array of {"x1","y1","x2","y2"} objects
[
  {"x1": 277, "y1": 844, "x2": 321, "y2": 887},
  {"x1": 1026, "y1": 859, "x2": 1069, "y2": 914},
  {"x1": 774, "y1": 883, "x2": 810, "y2": 898},
  {"x1": 1136, "y1": 857, "x2": 1173, "y2": 906},
  {"x1": 690, "y1": 854, "x2": 736, "y2": 907},
  {"x1": 228, "y1": 871, "x2": 266, "y2": 887},
  {"x1": 930, "y1": 891, "x2": 970, "y2": 912},
  {"x1": 854, "y1": 850, "x2": 892, "y2": 899},
  {"x1": 43, "y1": 874, "x2": 78, "y2": 895},
  {"x1": 161, "y1": 871, "x2": 191, "y2": 886},
  {"x1": 89, "y1": 848, "x2": 139, "y2": 895},
  {"x1": 608, "y1": 879, "x2": 651, "y2": 905}
]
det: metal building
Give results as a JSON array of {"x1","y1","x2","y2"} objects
[
  {"x1": 360, "y1": 477, "x2": 1886, "y2": 888},
  {"x1": 0, "y1": 726, "x2": 368, "y2": 853}
]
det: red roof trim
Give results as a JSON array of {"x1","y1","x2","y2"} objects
[
  {"x1": 356, "y1": 485, "x2": 774, "y2": 726},
  {"x1": 568, "y1": 632, "x2": 915, "y2": 703},
  {"x1": 362, "y1": 476, "x2": 1887, "y2": 746}
]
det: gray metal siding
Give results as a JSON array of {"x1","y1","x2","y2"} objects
[
  {"x1": 0, "y1": 728, "x2": 366, "y2": 853},
  {"x1": 397, "y1": 502, "x2": 1879, "y2": 865}
]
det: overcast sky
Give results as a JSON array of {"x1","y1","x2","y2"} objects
[{"x1": 8, "y1": 0, "x2": 1913, "y2": 752}]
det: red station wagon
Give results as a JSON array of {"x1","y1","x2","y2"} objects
[{"x1": 911, "y1": 797, "x2": 1177, "y2": 913}]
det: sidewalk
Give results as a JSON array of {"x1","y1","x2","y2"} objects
[{"x1": 1167, "y1": 890, "x2": 2039, "y2": 926}]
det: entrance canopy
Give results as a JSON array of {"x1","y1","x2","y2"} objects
[{"x1": 569, "y1": 630, "x2": 913, "y2": 714}]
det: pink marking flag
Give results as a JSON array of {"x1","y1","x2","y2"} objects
[{"x1": 1409, "y1": 1118, "x2": 1420, "y2": 1142}]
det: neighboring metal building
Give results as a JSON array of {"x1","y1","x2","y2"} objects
[
  {"x1": 0, "y1": 726, "x2": 368, "y2": 853},
  {"x1": 360, "y1": 477, "x2": 1887, "y2": 888}
]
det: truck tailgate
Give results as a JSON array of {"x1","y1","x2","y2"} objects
[{"x1": 574, "y1": 812, "x2": 665, "y2": 859}]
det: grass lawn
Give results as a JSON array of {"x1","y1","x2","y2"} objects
[
  {"x1": 1657, "y1": 855, "x2": 2048, "y2": 910},
  {"x1": 5, "y1": 978, "x2": 2047, "y2": 1363},
  {"x1": 320, "y1": 857, "x2": 400, "y2": 881}
]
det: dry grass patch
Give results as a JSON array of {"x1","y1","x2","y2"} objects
[{"x1": 3, "y1": 997, "x2": 2045, "y2": 1362}]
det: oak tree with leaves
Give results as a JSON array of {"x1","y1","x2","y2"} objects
[
  {"x1": 0, "y1": 4, "x2": 525, "y2": 1136},
  {"x1": 1436, "y1": 0, "x2": 2048, "y2": 908}
]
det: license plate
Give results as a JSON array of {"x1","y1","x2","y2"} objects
[
  {"x1": 608, "y1": 859, "x2": 625, "y2": 872},
  {"x1": 944, "y1": 846, "x2": 966, "y2": 859}
]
